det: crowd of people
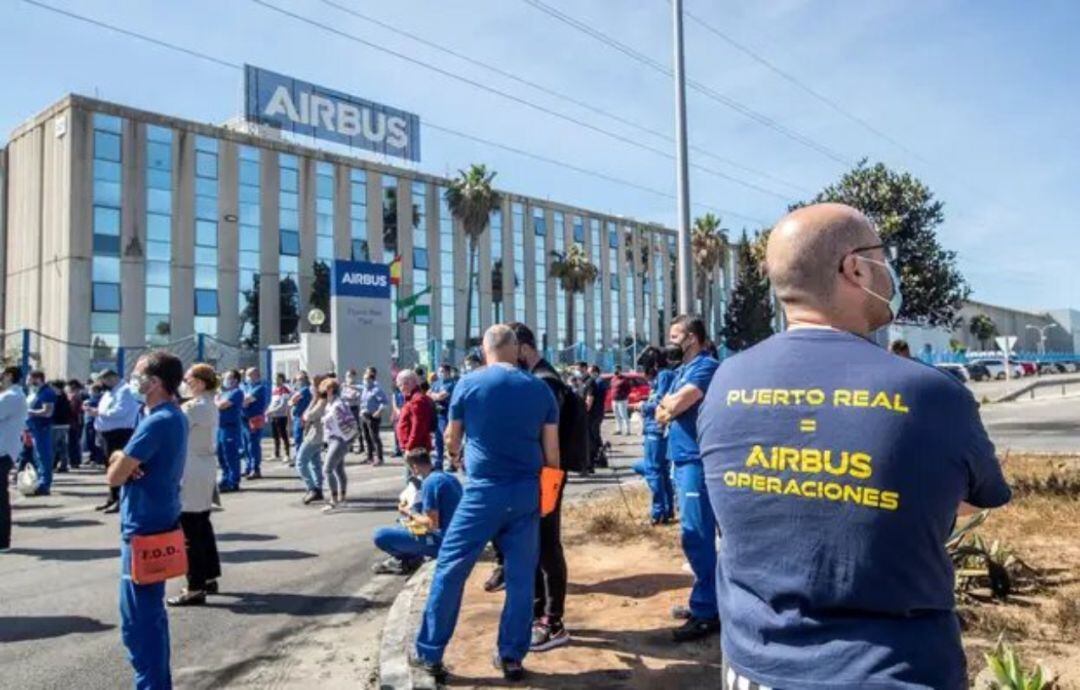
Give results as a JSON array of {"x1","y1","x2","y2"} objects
[{"x1": 0, "y1": 201, "x2": 1014, "y2": 690}]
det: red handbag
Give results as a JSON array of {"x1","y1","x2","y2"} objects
[
  {"x1": 130, "y1": 528, "x2": 188, "y2": 585},
  {"x1": 248, "y1": 414, "x2": 266, "y2": 431}
]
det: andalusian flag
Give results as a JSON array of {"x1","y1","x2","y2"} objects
[
  {"x1": 389, "y1": 255, "x2": 402, "y2": 286},
  {"x1": 395, "y1": 285, "x2": 432, "y2": 310}
]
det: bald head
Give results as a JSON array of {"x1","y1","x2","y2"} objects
[
  {"x1": 483, "y1": 324, "x2": 518, "y2": 364},
  {"x1": 766, "y1": 203, "x2": 878, "y2": 309}
]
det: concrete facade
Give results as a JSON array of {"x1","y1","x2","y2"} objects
[{"x1": 3, "y1": 95, "x2": 704, "y2": 378}]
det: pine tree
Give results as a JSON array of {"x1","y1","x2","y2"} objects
[{"x1": 722, "y1": 232, "x2": 774, "y2": 352}]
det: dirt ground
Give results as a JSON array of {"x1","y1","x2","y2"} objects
[
  {"x1": 439, "y1": 454, "x2": 1080, "y2": 689},
  {"x1": 960, "y1": 453, "x2": 1080, "y2": 689},
  {"x1": 441, "y1": 488, "x2": 719, "y2": 689}
]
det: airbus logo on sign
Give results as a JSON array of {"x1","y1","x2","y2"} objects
[
  {"x1": 245, "y1": 65, "x2": 420, "y2": 162},
  {"x1": 341, "y1": 272, "x2": 388, "y2": 288}
]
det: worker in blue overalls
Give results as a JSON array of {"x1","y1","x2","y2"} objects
[
  {"x1": 240, "y1": 367, "x2": 269, "y2": 479},
  {"x1": 289, "y1": 371, "x2": 312, "y2": 462},
  {"x1": 215, "y1": 370, "x2": 245, "y2": 492},
  {"x1": 107, "y1": 351, "x2": 187, "y2": 689},
  {"x1": 25, "y1": 370, "x2": 56, "y2": 496},
  {"x1": 413, "y1": 325, "x2": 560, "y2": 684},
  {"x1": 428, "y1": 363, "x2": 456, "y2": 472},
  {"x1": 655, "y1": 314, "x2": 721, "y2": 642},
  {"x1": 635, "y1": 346, "x2": 677, "y2": 525}
]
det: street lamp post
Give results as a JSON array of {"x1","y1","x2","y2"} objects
[
  {"x1": 1025, "y1": 323, "x2": 1058, "y2": 357},
  {"x1": 672, "y1": 0, "x2": 693, "y2": 314}
]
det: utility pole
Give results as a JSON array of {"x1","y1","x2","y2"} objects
[{"x1": 672, "y1": 0, "x2": 693, "y2": 315}]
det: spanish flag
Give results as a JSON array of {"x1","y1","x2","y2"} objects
[{"x1": 389, "y1": 254, "x2": 402, "y2": 286}]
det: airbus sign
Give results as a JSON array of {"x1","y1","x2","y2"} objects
[
  {"x1": 245, "y1": 65, "x2": 420, "y2": 162},
  {"x1": 332, "y1": 260, "x2": 392, "y2": 299}
]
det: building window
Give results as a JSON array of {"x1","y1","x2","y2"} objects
[
  {"x1": 190, "y1": 134, "x2": 217, "y2": 338},
  {"x1": 382, "y1": 176, "x2": 400, "y2": 347},
  {"x1": 278, "y1": 153, "x2": 301, "y2": 343},
  {"x1": 490, "y1": 208, "x2": 504, "y2": 324},
  {"x1": 511, "y1": 202, "x2": 525, "y2": 322},
  {"x1": 655, "y1": 236, "x2": 666, "y2": 341},
  {"x1": 553, "y1": 211, "x2": 566, "y2": 349},
  {"x1": 411, "y1": 181, "x2": 429, "y2": 365},
  {"x1": 350, "y1": 168, "x2": 368, "y2": 261},
  {"x1": 608, "y1": 221, "x2": 620, "y2": 348},
  {"x1": 238, "y1": 145, "x2": 261, "y2": 349},
  {"x1": 591, "y1": 219, "x2": 603, "y2": 350},
  {"x1": 315, "y1": 161, "x2": 334, "y2": 263},
  {"x1": 439, "y1": 186, "x2": 455, "y2": 348},
  {"x1": 91, "y1": 113, "x2": 123, "y2": 361},
  {"x1": 195, "y1": 289, "x2": 219, "y2": 316},
  {"x1": 572, "y1": 214, "x2": 585, "y2": 346},
  {"x1": 533, "y1": 206, "x2": 548, "y2": 350}
]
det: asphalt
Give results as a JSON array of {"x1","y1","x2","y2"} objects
[
  {"x1": 0, "y1": 429, "x2": 644, "y2": 690},
  {"x1": 0, "y1": 398, "x2": 1074, "y2": 690}
]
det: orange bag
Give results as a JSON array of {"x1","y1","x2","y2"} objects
[
  {"x1": 130, "y1": 528, "x2": 188, "y2": 585},
  {"x1": 248, "y1": 414, "x2": 266, "y2": 431},
  {"x1": 540, "y1": 467, "x2": 566, "y2": 517}
]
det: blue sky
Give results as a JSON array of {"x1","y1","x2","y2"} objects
[{"x1": 2, "y1": 0, "x2": 1077, "y2": 310}]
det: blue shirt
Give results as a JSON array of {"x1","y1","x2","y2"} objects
[
  {"x1": 242, "y1": 381, "x2": 268, "y2": 418},
  {"x1": 420, "y1": 471, "x2": 463, "y2": 536},
  {"x1": 26, "y1": 385, "x2": 57, "y2": 431},
  {"x1": 698, "y1": 329, "x2": 1012, "y2": 690},
  {"x1": 218, "y1": 387, "x2": 244, "y2": 428},
  {"x1": 666, "y1": 352, "x2": 719, "y2": 464},
  {"x1": 360, "y1": 382, "x2": 390, "y2": 415},
  {"x1": 641, "y1": 369, "x2": 676, "y2": 438},
  {"x1": 430, "y1": 377, "x2": 456, "y2": 418},
  {"x1": 120, "y1": 401, "x2": 188, "y2": 539},
  {"x1": 449, "y1": 364, "x2": 558, "y2": 485},
  {"x1": 291, "y1": 386, "x2": 312, "y2": 420}
]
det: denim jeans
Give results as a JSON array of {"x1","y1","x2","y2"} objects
[{"x1": 295, "y1": 440, "x2": 324, "y2": 492}]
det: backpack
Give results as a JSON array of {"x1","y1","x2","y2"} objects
[{"x1": 534, "y1": 368, "x2": 590, "y2": 473}]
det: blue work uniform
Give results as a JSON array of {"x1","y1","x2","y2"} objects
[
  {"x1": 698, "y1": 329, "x2": 1012, "y2": 690},
  {"x1": 26, "y1": 384, "x2": 57, "y2": 492},
  {"x1": 374, "y1": 471, "x2": 463, "y2": 563},
  {"x1": 641, "y1": 368, "x2": 677, "y2": 522},
  {"x1": 240, "y1": 381, "x2": 268, "y2": 474},
  {"x1": 393, "y1": 390, "x2": 405, "y2": 455},
  {"x1": 667, "y1": 351, "x2": 720, "y2": 621},
  {"x1": 118, "y1": 400, "x2": 187, "y2": 690},
  {"x1": 429, "y1": 375, "x2": 456, "y2": 470},
  {"x1": 290, "y1": 385, "x2": 311, "y2": 454},
  {"x1": 415, "y1": 364, "x2": 558, "y2": 665},
  {"x1": 216, "y1": 387, "x2": 244, "y2": 490}
]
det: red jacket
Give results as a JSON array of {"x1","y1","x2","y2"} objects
[{"x1": 396, "y1": 389, "x2": 435, "y2": 451}]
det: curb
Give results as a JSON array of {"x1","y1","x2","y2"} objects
[{"x1": 378, "y1": 560, "x2": 437, "y2": 690}]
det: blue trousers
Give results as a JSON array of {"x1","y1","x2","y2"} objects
[
  {"x1": 241, "y1": 425, "x2": 263, "y2": 474},
  {"x1": 416, "y1": 480, "x2": 539, "y2": 664},
  {"x1": 295, "y1": 440, "x2": 323, "y2": 492},
  {"x1": 374, "y1": 525, "x2": 441, "y2": 562},
  {"x1": 644, "y1": 437, "x2": 675, "y2": 521},
  {"x1": 29, "y1": 426, "x2": 53, "y2": 491},
  {"x1": 674, "y1": 461, "x2": 718, "y2": 620},
  {"x1": 433, "y1": 416, "x2": 448, "y2": 471},
  {"x1": 216, "y1": 426, "x2": 242, "y2": 490},
  {"x1": 291, "y1": 417, "x2": 304, "y2": 456},
  {"x1": 119, "y1": 541, "x2": 172, "y2": 690}
]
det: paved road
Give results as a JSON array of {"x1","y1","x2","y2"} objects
[
  {"x1": 0, "y1": 428, "x2": 644, "y2": 690},
  {"x1": 981, "y1": 394, "x2": 1080, "y2": 453}
]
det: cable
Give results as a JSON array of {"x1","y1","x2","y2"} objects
[
  {"x1": 520, "y1": 0, "x2": 853, "y2": 167},
  {"x1": 681, "y1": 4, "x2": 929, "y2": 164},
  {"x1": 17, "y1": 0, "x2": 767, "y2": 226}
]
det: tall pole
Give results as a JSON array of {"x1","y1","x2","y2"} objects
[{"x1": 672, "y1": 0, "x2": 693, "y2": 314}]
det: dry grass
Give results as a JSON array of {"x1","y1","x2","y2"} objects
[{"x1": 563, "y1": 484, "x2": 676, "y2": 547}]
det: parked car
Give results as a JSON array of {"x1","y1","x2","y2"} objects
[
  {"x1": 936, "y1": 363, "x2": 970, "y2": 383},
  {"x1": 965, "y1": 362, "x2": 992, "y2": 382},
  {"x1": 1016, "y1": 361, "x2": 1038, "y2": 377},
  {"x1": 1038, "y1": 362, "x2": 1061, "y2": 375},
  {"x1": 970, "y1": 358, "x2": 1024, "y2": 380},
  {"x1": 601, "y1": 372, "x2": 651, "y2": 414}
]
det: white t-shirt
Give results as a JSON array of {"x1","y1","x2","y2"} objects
[{"x1": 0, "y1": 386, "x2": 29, "y2": 460}]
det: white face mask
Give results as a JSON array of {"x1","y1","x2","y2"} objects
[
  {"x1": 855, "y1": 255, "x2": 904, "y2": 325},
  {"x1": 179, "y1": 382, "x2": 193, "y2": 398}
]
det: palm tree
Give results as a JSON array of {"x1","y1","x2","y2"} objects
[
  {"x1": 548, "y1": 244, "x2": 599, "y2": 346},
  {"x1": 969, "y1": 314, "x2": 997, "y2": 350},
  {"x1": 445, "y1": 164, "x2": 501, "y2": 346},
  {"x1": 691, "y1": 213, "x2": 728, "y2": 319}
]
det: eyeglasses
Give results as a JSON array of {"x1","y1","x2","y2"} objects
[{"x1": 838, "y1": 243, "x2": 897, "y2": 272}]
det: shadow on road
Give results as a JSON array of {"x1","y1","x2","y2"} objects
[
  {"x1": 205, "y1": 590, "x2": 387, "y2": 617},
  {"x1": 9, "y1": 503, "x2": 62, "y2": 511},
  {"x1": 218, "y1": 549, "x2": 318, "y2": 564},
  {"x1": 215, "y1": 532, "x2": 279, "y2": 543},
  {"x1": 0, "y1": 615, "x2": 115, "y2": 643},
  {"x1": 6, "y1": 547, "x2": 119, "y2": 562},
  {"x1": 567, "y1": 573, "x2": 692, "y2": 598},
  {"x1": 14, "y1": 516, "x2": 103, "y2": 530}
]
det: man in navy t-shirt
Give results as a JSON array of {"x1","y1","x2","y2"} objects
[
  {"x1": 655, "y1": 315, "x2": 720, "y2": 642},
  {"x1": 373, "y1": 448, "x2": 463, "y2": 574},
  {"x1": 106, "y1": 351, "x2": 188, "y2": 690},
  {"x1": 414, "y1": 325, "x2": 560, "y2": 684},
  {"x1": 698, "y1": 203, "x2": 1011, "y2": 689}
]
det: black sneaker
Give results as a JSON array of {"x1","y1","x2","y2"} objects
[
  {"x1": 483, "y1": 566, "x2": 506, "y2": 592},
  {"x1": 410, "y1": 657, "x2": 448, "y2": 684},
  {"x1": 530, "y1": 619, "x2": 570, "y2": 652},
  {"x1": 492, "y1": 652, "x2": 525, "y2": 682},
  {"x1": 670, "y1": 604, "x2": 692, "y2": 620},
  {"x1": 672, "y1": 616, "x2": 720, "y2": 642},
  {"x1": 205, "y1": 579, "x2": 219, "y2": 594}
]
